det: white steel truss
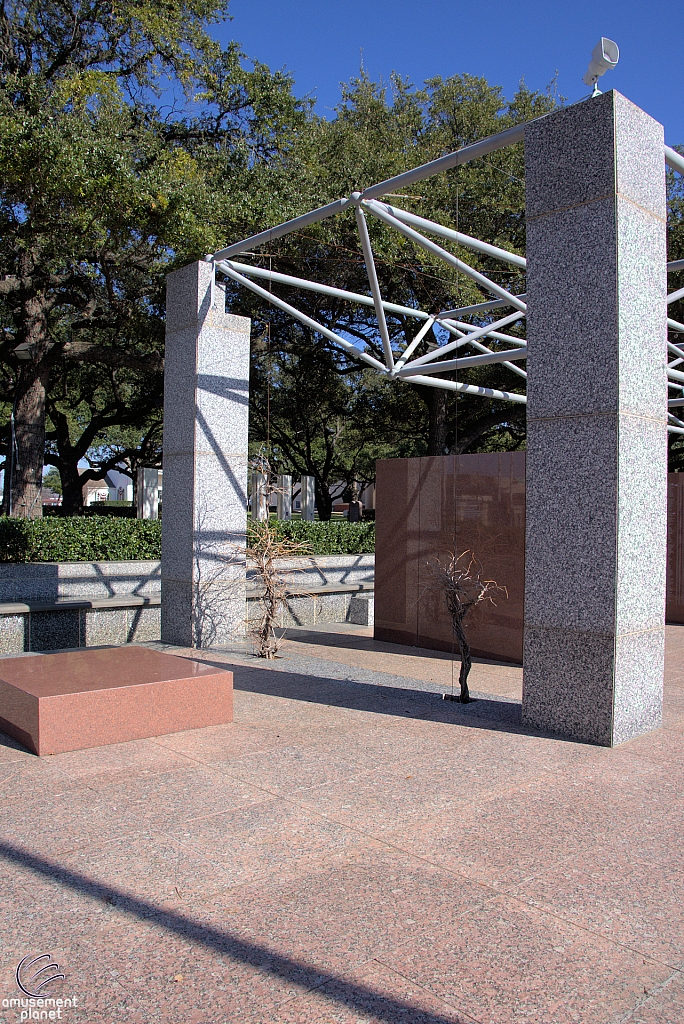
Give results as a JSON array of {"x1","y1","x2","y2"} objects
[{"x1": 207, "y1": 123, "x2": 684, "y2": 434}]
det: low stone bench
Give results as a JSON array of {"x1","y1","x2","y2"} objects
[{"x1": 0, "y1": 583, "x2": 375, "y2": 653}]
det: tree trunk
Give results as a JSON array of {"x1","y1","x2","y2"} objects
[
  {"x1": 3, "y1": 290, "x2": 51, "y2": 518},
  {"x1": 453, "y1": 618, "x2": 472, "y2": 703},
  {"x1": 414, "y1": 384, "x2": 452, "y2": 457},
  {"x1": 3, "y1": 361, "x2": 50, "y2": 518},
  {"x1": 60, "y1": 461, "x2": 84, "y2": 516},
  {"x1": 314, "y1": 479, "x2": 333, "y2": 521},
  {"x1": 46, "y1": 406, "x2": 84, "y2": 515}
]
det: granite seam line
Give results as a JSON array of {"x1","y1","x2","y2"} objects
[
  {"x1": 497, "y1": 887, "x2": 684, "y2": 974},
  {"x1": 0, "y1": 582, "x2": 376, "y2": 614},
  {"x1": 374, "y1": 880, "x2": 678, "y2": 979},
  {"x1": 523, "y1": 624, "x2": 665, "y2": 641},
  {"x1": 240, "y1": 954, "x2": 485, "y2": 1024},
  {"x1": 526, "y1": 412, "x2": 668, "y2": 426},
  {"x1": 526, "y1": 191, "x2": 667, "y2": 225},
  {"x1": 314, "y1": 956, "x2": 486, "y2": 1024},
  {"x1": 616, "y1": 972, "x2": 684, "y2": 1024}
]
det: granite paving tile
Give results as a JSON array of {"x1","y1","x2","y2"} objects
[
  {"x1": 46, "y1": 736, "x2": 196, "y2": 781},
  {"x1": 0, "y1": 951, "x2": 125, "y2": 1023},
  {"x1": 511, "y1": 818, "x2": 684, "y2": 968},
  {"x1": 0, "y1": 730, "x2": 38, "y2": 763},
  {"x1": 216, "y1": 744, "x2": 375, "y2": 797},
  {"x1": 294, "y1": 755, "x2": 547, "y2": 836},
  {"x1": 615, "y1": 721, "x2": 684, "y2": 767},
  {"x1": 383, "y1": 758, "x2": 682, "y2": 890},
  {"x1": 232, "y1": 688, "x2": 360, "y2": 727},
  {"x1": 1, "y1": 914, "x2": 321, "y2": 1024},
  {"x1": 621, "y1": 970, "x2": 684, "y2": 1023},
  {"x1": 381, "y1": 894, "x2": 671, "y2": 1024},
  {"x1": 0, "y1": 782, "x2": 135, "y2": 856},
  {"x1": 150, "y1": 721, "x2": 288, "y2": 765},
  {"x1": 167, "y1": 797, "x2": 366, "y2": 885},
  {"x1": 247, "y1": 958, "x2": 478, "y2": 1024},
  {"x1": 199, "y1": 842, "x2": 494, "y2": 976},
  {"x1": 34, "y1": 829, "x2": 259, "y2": 902},
  {"x1": 256, "y1": 717, "x2": 481, "y2": 771},
  {"x1": 0, "y1": 755, "x2": 81, "y2": 802},
  {"x1": 87, "y1": 764, "x2": 272, "y2": 827}
]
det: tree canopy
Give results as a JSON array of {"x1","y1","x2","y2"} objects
[{"x1": 0, "y1": 0, "x2": 305, "y2": 514}]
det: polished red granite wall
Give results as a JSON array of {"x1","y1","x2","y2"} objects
[
  {"x1": 667, "y1": 475, "x2": 684, "y2": 624},
  {"x1": 376, "y1": 457, "x2": 684, "y2": 663},
  {"x1": 375, "y1": 453, "x2": 526, "y2": 663}
]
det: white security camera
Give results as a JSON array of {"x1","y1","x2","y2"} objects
[{"x1": 582, "y1": 38, "x2": 619, "y2": 91}]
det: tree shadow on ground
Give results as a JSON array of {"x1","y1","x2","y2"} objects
[{"x1": 193, "y1": 655, "x2": 574, "y2": 742}]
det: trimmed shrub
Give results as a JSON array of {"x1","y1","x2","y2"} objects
[
  {"x1": 44, "y1": 504, "x2": 136, "y2": 517},
  {"x1": 0, "y1": 516, "x2": 162, "y2": 562},
  {"x1": 0, "y1": 516, "x2": 375, "y2": 562},
  {"x1": 269, "y1": 519, "x2": 375, "y2": 555}
]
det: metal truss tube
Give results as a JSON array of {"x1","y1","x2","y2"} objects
[
  {"x1": 217, "y1": 261, "x2": 388, "y2": 373},
  {"x1": 377, "y1": 203, "x2": 527, "y2": 268},
  {"x1": 364, "y1": 199, "x2": 527, "y2": 312},
  {"x1": 668, "y1": 425, "x2": 684, "y2": 433},
  {"x1": 406, "y1": 310, "x2": 526, "y2": 368},
  {"x1": 397, "y1": 347, "x2": 527, "y2": 375},
  {"x1": 360, "y1": 124, "x2": 525, "y2": 202},
  {"x1": 208, "y1": 198, "x2": 351, "y2": 262},
  {"x1": 667, "y1": 366, "x2": 684, "y2": 384},
  {"x1": 355, "y1": 207, "x2": 394, "y2": 369},
  {"x1": 439, "y1": 295, "x2": 527, "y2": 317},
  {"x1": 395, "y1": 317, "x2": 436, "y2": 370},
  {"x1": 456, "y1": 334, "x2": 527, "y2": 379},
  {"x1": 432, "y1": 319, "x2": 527, "y2": 378},
  {"x1": 402, "y1": 373, "x2": 527, "y2": 403},
  {"x1": 667, "y1": 286, "x2": 684, "y2": 306},
  {"x1": 669, "y1": 398, "x2": 684, "y2": 407},
  {"x1": 666, "y1": 146, "x2": 684, "y2": 175},
  {"x1": 669, "y1": 412, "x2": 684, "y2": 427},
  {"x1": 668, "y1": 260, "x2": 684, "y2": 273},
  {"x1": 226, "y1": 261, "x2": 430, "y2": 321},
  {"x1": 441, "y1": 317, "x2": 527, "y2": 347}
]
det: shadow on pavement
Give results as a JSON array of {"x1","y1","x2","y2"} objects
[{"x1": 0, "y1": 840, "x2": 467, "y2": 1024}]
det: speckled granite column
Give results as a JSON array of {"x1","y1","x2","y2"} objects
[
  {"x1": 522, "y1": 91, "x2": 667, "y2": 746},
  {"x1": 161, "y1": 261, "x2": 250, "y2": 647}
]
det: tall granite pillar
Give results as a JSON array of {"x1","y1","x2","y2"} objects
[
  {"x1": 522, "y1": 92, "x2": 668, "y2": 745},
  {"x1": 277, "y1": 475, "x2": 292, "y2": 520},
  {"x1": 161, "y1": 261, "x2": 250, "y2": 648},
  {"x1": 136, "y1": 467, "x2": 159, "y2": 520},
  {"x1": 251, "y1": 471, "x2": 268, "y2": 521},
  {"x1": 301, "y1": 475, "x2": 315, "y2": 521}
]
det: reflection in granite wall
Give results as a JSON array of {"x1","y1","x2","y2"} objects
[
  {"x1": 375, "y1": 453, "x2": 526, "y2": 663},
  {"x1": 667, "y1": 475, "x2": 684, "y2": 624},
  {"x1": 376, "y1": 455, "x2": 684, "y2": 664}
]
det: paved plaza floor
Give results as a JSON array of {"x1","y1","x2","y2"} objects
[{"x1": 1, "y1": 624, "x2": 684, "y2": 1023}]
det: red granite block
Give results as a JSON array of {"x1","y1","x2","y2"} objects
[{"x1": 0, "y1": 647, "x2": 232, "y2": 756}]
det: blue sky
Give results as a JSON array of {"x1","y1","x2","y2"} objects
[{"x1": 220, "y1": 0, "x2": 684, "y2": 145}]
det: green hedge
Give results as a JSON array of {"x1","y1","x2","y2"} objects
[
  {"x1": 267, "y1": 519, "x2": 375, "y2": 555},
  {"x1": 0, "y1": 516, "x2": 375, "y2": 562},
  {"x1": 0, "y1": 516, "x2": 162, "y2": 562}
]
